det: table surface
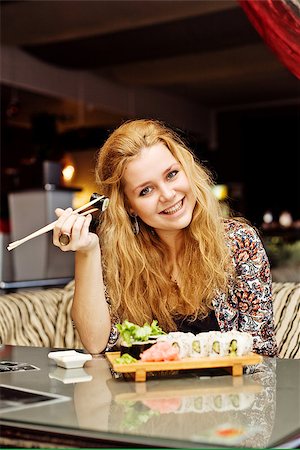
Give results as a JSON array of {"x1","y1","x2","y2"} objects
[{"x1": 0, "y1": 345, "x2": 299, "y2": 448}]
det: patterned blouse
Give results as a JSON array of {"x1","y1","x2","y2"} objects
[
  {"x1": 106, "y1": 219, "x2": 278, "y2": 357},
  {"x1": 213, "y1": 219, "x2": 277, "y2": 357}
]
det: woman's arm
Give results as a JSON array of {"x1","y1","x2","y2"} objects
[
  {"x1": 53, "y1": 208, "x2": 111, "y2": 354},
  {"x1": 72, "y1": 245, "x2": 111, "y2": 354}
]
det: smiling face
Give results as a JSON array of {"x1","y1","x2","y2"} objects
[{"x1": 123, "y1": 142, "x2": 196, "y2": 241}]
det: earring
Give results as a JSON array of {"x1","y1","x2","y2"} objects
[{"x1": 130, "y1": 214, "x2": 140, "y2": 235}]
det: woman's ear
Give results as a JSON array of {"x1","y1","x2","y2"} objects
[
  {"x1": 125, "y1": 203, "x2": 134, "y2": 216},
  {"x1": 124, "y1": 197, "x2": 134, "y2": 216}
]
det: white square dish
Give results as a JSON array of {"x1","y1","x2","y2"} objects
[{"x1": 48, "y1": 350, "x2": 92, "y2": 369}]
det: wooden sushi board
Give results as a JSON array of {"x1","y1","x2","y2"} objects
[{"x1": 105, "y1": 351, "x2": 263, "y2": 382}]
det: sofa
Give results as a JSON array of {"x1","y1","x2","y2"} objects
[{"x1": 0, "y1": 281, "x2": 299, "y2": 358}]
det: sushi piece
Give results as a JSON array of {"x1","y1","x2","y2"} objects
[
  {"x1": 157, "y1": 332, "x2": 193, "y2": 358},
  {"x1": 208, "y1": 331, "x2": 228, "y2": 356},
  {"x1": 170, "y1": 339, "x2": 190, "y2": 358},
  {"x1": 189, "y1": 333, "x2": 210, "y2": 358},
  {"x1": 224, "y1": 330, "x2": 253, "y2": 356}
]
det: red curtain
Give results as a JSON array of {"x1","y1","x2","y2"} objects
[{"x1": 239, "y1": 0, "x2": 300, "y2": 79}]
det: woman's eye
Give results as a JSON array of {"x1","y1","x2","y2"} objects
[
  {"x1": 167, "y1": 170, "x2": 179, "y2": 180},
  {"x1": 139, "y1": 186, "x2": 152, "y2": 196}
]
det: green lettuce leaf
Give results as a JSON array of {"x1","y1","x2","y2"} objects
[{"x1": 116, "y1": 319, "x2": 165, "y2": 346}]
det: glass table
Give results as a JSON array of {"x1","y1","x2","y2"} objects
[{"x1": 0, "y1": 345, "x2": 299, "y2": 448}]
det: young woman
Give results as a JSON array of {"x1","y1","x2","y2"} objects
[{"x1": 53, "y1": 119, "x2": 277, "y2": 357}]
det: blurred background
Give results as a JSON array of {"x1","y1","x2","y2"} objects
[{"x1": 1, "y1": 0, "x2": 299, "y2": 287}]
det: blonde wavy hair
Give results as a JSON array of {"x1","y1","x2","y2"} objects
[{"x1": 95, "y1": 119, "x2": 233, "y2": 331}]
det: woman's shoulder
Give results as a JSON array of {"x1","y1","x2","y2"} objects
[
  {"x1": 224, "y1": 217, "x2": 259, "y2": 239},
  {"x1": 223, "y1": 218, "x2": 263, "y2": 256},
  {"x1": 223, "y1": 217, "x2": 269, "y2": 275}
]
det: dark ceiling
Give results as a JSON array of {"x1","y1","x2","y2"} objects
[
  {"x1": 1, "y1": 0, "x2": 299, "y2": 114},
  {"x1": 22, "y1": 8, "x2": 261, "y2": 70}
]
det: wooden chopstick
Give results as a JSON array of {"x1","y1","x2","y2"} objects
[{"x1": 7, "y1": 196, "x2": 103, "y2": 251}]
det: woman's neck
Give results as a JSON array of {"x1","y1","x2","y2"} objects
[
  {"x1": 156, "y1": 229, "x2": 184, "y2": 255},
  {"x1": 156, "y1": 229, "x2": 184, "y2": 284}
]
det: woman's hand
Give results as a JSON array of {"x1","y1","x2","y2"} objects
[{"x1": 53, "y1": 208, "x2": 99, "y2": 253}]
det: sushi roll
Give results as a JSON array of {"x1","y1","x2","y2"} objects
[
  {"x1": 208, "y1": 331, "x2": 228, "y2": 356},
  {"x1": 189, "y1": 333, "x2": 210, "y2": 357},
  {"x1": 207, "y1": 330, "x2": 253, "y2": 357},
  {"x1": 156, "y1": 331, "x2": 187, "y2": 342},
  {"x1": 157, "y1": 332, "x2": 193, "y2": 358},
  {"x1": 170, "y1": 336, "x2": 191, "y2": 358},
  {"x1": 224, "y1": 330, "x2": 253, "y2": 356}
]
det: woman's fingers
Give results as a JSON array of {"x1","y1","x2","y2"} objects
[
  {"x1": 78, "y1": 214, "x2": 94, "y2": 247},
  {"x1": 67, "y1": 214, "x2": 86, "y2": 243},
  {"x1": 53, "y1": 208, "x2": 96, "y2": 252},
  {"x1": 55, "y1": 207, "x2": 67, "y2": 218},
  {"x1": 53, "y1": 208, "x2": 73, "y2": 246}
]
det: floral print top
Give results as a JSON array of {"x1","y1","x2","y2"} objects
[{"x1": 212, "y1": 219, "x2": 278, "y2": 356}]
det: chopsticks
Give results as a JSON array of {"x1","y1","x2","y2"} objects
[{"x1": 7, "y1": 195, "x2": 106, "y2": 251}]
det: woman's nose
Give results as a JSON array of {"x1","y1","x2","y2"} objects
[{"x1": 159, "y1": 184, "x2": 176, "y2": 202}]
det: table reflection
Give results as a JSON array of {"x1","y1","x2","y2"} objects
[{"x1": 74, "y1": 357, "x2": 276, "y2": 448}]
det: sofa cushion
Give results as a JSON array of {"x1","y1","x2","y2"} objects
[
  {"x1": 272, "y1": 282, "x2": 300, "y2": 359},
  {"x1": 0, "y1": 288, "x2": 63, "y2": 347},
  {"x1": 54, "y1": 280, "x2": 83, "y2": 349},
  {"x1": 0, "y1": 281, "x2": 83, "y2": 349}
]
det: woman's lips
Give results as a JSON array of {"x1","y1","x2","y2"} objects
[{"x1": 160, "y1": 199, "x2": 184, "y2": 215}]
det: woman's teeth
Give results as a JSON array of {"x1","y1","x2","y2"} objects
[{"x1": 162, "y1": 200, "x2": 183, "y2": 215}]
